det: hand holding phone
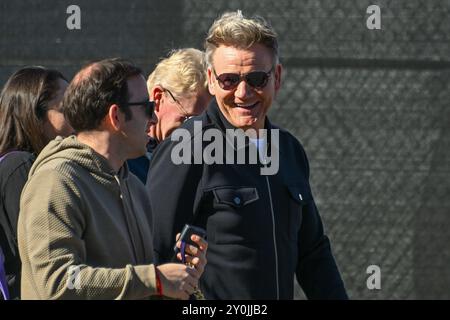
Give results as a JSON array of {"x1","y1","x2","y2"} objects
[
  {"x1": 173, "y1": 224, "x2": 207, "y2": 254},
  {"x1": 173, "y1": 224, "x2": 208, "y2": 300}
]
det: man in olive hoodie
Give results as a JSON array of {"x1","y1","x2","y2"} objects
[{"x1": 18, "y1": 58, "x2": 207, "y2": 300}]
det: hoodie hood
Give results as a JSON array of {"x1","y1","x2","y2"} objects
[{"x1": 29, "y1": 135, "x2": 129, "y2": 185}]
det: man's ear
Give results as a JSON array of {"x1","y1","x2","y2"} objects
[
  {"x1": 274, "y1": 63, "x2": 282, "y2": 93},
  {"x1": 207, "y1": 67, "x2": 216, "y2": 96},
  {"x1": 150, "y1": 86, "x2": 164, "y2": 113},
  {"x1": 106, "y1": 104, "x2": 122, "y2": 131}
]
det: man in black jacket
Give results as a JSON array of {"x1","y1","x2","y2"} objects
[{"x1": 148, "y1": 11, "x2": 348, "y2": 299}]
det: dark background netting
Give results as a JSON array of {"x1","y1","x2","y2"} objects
[{"x1": 1, "y1": 0, "x2": 449, "y2": 299}]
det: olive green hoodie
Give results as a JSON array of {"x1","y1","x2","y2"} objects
[{"x1": 18, "y1": 136, "x2": 158, "y2": 299}]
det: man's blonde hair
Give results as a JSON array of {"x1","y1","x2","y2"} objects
[
  {"x1": 147, "y1": 48, "x2": 208, "y2": 99},
  {"x1": 205, "y1": 10, "x2": 279, "y2": 67}
]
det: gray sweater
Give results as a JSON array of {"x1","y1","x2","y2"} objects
[{"x1": 18, "y1": 136, "x2": 158, "y2": 299}]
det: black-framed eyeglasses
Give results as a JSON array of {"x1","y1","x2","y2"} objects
[
  {"x1": 125, "y1": 100, "x2": 155, "y2": 119},
  {"x1": 213, "y1": 66, "x2": 274, "y2": 91},
  {"x1": 164, "y1": 89, "x2": 194, "y2": 123}
]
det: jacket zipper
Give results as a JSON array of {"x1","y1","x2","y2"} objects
[
  {"x1": 265, "y1": 175, "x2": 279, "y2": 299},
  {"x1": 114, "y1": 175, "x2": 138, "y2": 263}
]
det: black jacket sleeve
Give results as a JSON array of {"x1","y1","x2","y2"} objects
[
  {"x1": 295, "y1": 146, "x2": 348, "y2": 299},
  {"x1": 0, "y1": 151, "x2": 34, "y2": 299},
  {"x1": 147, "y1": 138, "x2": 203, "y2": 264}
]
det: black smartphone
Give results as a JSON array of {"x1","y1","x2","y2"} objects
[{"x1": 173, "y1": 224, "x2": 207, "y2": 254}]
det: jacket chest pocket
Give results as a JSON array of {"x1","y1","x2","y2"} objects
[
  {"x1": 213, "y1": 187, "x2": 259, "y2": 208},
  {"x1": 209, "y1": 186, "x2": 261, "y2": 244},
  {"x1": 286, "y1": 185, "x2": 310, "y2": 240}
]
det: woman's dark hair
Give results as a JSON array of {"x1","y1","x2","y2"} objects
[{"x1": 0, "y1": 66, "x2": 67, "y2": 155}]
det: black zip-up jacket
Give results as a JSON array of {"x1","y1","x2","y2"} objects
[{"x1": 148, "y1": 101, "x2": 348, "y2": 299}]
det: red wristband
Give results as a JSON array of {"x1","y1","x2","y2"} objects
[{"x1": 155, "y1": 268, "x2": 163, "y2": 296}]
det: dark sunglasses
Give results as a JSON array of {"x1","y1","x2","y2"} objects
[
  {"x1": 126, "y1": 100, "x2": 155, "y2": 119},
  {"x1": 213, "y1": 66, "x2": 274, "y2": 90}
]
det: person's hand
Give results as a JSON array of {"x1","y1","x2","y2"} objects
[
  {"x1": 156, "y1": 263, "x2": 200, "y2": 300},
  {"x1": 175, "y1": 233, "x2": 208, "y2": 276}
]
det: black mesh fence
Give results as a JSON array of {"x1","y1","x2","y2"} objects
[{"x1": 1, "y1": 0, "x2": 449, "y2": 299}]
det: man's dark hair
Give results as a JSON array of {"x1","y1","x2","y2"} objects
[
  {"x1": 62, "y1": 58, "x2": 142, "y2": 132},
  {"x1": 0, "y1": 66, "x2": 67, "y2": 155}
]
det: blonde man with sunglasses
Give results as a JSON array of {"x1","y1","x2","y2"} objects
[
  {"x1": 127, "y1": 48, "x2": 212, "y2": 184},
  {"x1": 148, "y1": 48, "x2": 212, "y2": 142},
  {"x1": 148, "y1": 11, "x2": 348, "y2": 299}
]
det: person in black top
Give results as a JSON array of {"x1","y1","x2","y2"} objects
[
  {"x1": 0, "y1": 67, "x2": 73, "y2": 299},
  {"x1": 148, "y1": 11, "x2": 348, "y2": 299}
]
